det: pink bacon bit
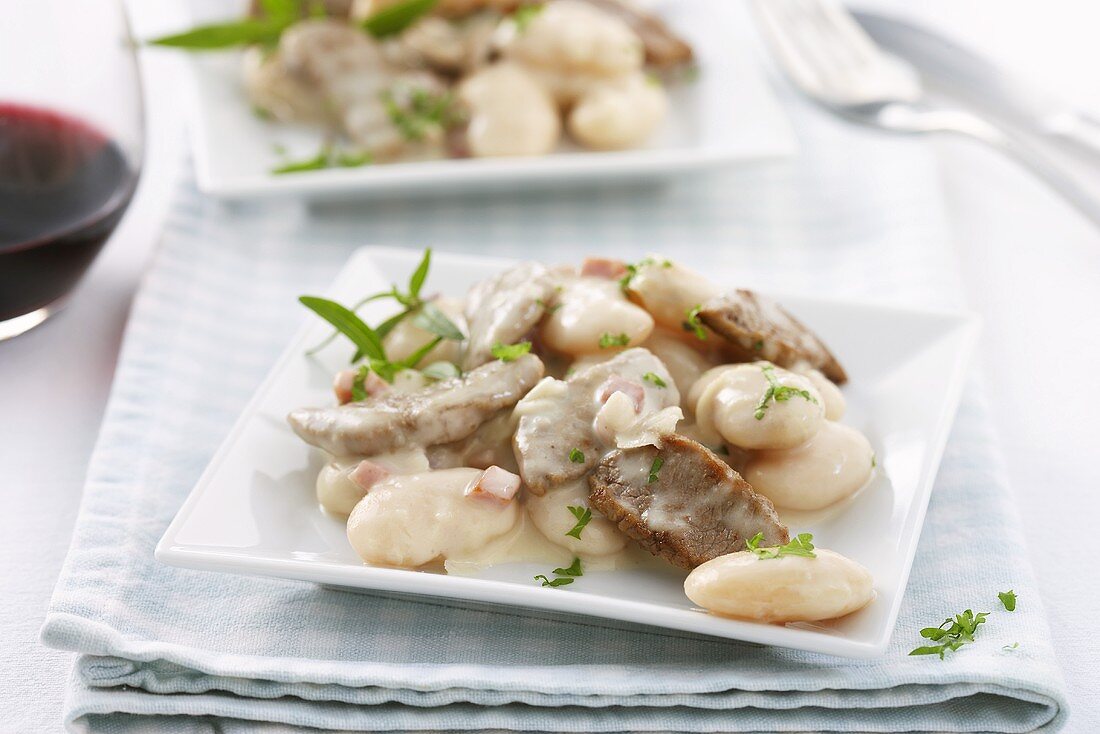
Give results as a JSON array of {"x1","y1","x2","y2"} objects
[
  {"x1": 349, "y1": 459, "x2": 392, "y2": 492},
  {"x1": 464, "y1": 465, "x2": 521, "y2": 504},
  {"x1": 333, "y1": 369, "x2": 388, "y2": 405},
  {"x1": 581, "y1": 257, "x2": 628, "y2": 280},
  {"x1": 597, "y1": 376, "x2": 645, "y2": 414}
]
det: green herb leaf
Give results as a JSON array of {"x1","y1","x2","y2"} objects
[
  {"x1": 553, "y1": 557, "x2": 584, "y2": 577},
  {"x1": 382, "y1": 87, "x2": 460, "y2": 141},
  {"x1": 746, "y1": 532, "x2": 817, "y2": 560},
  {"x1": 412, "y1": 302, "x2": 465, "y2": 341},
  {"x1": 533, "y1": 574, "x2": 574, "y2": 588},
  {"x1": 421, "y1": 361, "x2": 461, "y2": 382},
  {"x1": 753, "y1": 363, "x2": 818, "y2": 420},
  {"x1": 908, "y1": 609, "x2": 989, "y2": 660},
  {"x1": 682, "y1": 305, "x2": 707, "y2": 340},
  {"x1": 647, "y1": 456, "x2": 664, "y2": 484},
  {"x1": 392, "y1": 335, "x2": 443, "y2": 372},
  {"x1": 149, "y1": 19, "x2": 287, "y2": 50},
  {"x1": 491, "y1": 341, "x2": 532, "y2": 362},
  {"x1": 363, "y1": 0, "x2": 439, "y2": 37},
  {"x1": 598, "y1": 332, "x2": 631, "y2": 349},
  {"x1": 1003, "y1": 642, "x2": 1020, "y2": 652},
  {"x1": 408, "y1": 248, "x2": 431, "y2": 299},
  {"x1": 272, "y1": 147, "x2": 331, "y2": 175},
  {"x1": 513, "y1": 3, "x2": 544, "y2": 32},
  {"x1": 299, "y1": 296, "x2": 386, "y2": 363},
  {"x1": 564, "y1": 506, "x2": 592, "y2": 539},
  {"x1": 568, "y1": 448, "x2": 585, "y2": 464},
  {"x1": 642, "y1": 372, "x2": 667, "y2": 388},
  {"x1": 998, "y1": 590, "x2": 1017, "y2": 612},
  {"x1": 260, "y1": 0, "x2": 302, "y2": 21},
  {"x1": 350, "y1": 365, "x2": 370, "y2": 401}
]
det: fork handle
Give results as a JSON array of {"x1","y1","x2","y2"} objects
[{"x1": 925, "y1": 109, "x2": 1100, "y2": 227}]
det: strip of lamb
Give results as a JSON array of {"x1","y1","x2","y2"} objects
[
  {"x1": 513, "y1": 348, "x2": 679, "y2": 495},
  {"x1": 697, "y1": 289, "x2": 848, "y2": 384},
  {"x1": 462, "y1": 262, "x2": 558, "y2": 370},
  {"x1": 588, "y1": 433, "x2": 789, "y2": 569},
  {"x1": 288, "y1": 353, "x2": 544, "y2": 456}
]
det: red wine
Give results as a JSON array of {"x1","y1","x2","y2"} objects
[{"x1": 0, "y1": 103, "x2": 138, "y2": 322}]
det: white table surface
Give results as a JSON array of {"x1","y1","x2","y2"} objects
[{"x1": 2, "y1": 1, "x2": 1098, "y2": 731}]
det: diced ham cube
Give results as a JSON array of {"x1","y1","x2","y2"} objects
[
  {"x1": 597, "y1": 375, "x2": 645, "y2": 414},
  {"x1": 333, "y1": 369, "x2": 388, "y2": 405},
  {"x1": 333, "y1": 370, "x2": 357, "y2": 404},
  {"x1": 349, "y1": 459, "x2": 392, "y2": 491},
  {"x1": 464, "y1": 465, "x2": 521, "y2": 504},
  {"x1": 581, "y1": 257, "x2": 628, "y2": 280}
]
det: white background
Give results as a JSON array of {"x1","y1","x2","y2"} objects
[{"x1": 1, "y1": 1, "x2": 1098, "y2": 731}]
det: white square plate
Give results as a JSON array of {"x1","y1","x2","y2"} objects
[
  {"x1": 157, "y1": 247, "x2": 979, "y2": 657},
  {"x1": 175, "y1": 0, "x2": 796, "y2": 200}
]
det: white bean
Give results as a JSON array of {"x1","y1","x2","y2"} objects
[
  {"x1": 527, "y1": 480, "x2": 627, "y2": 557},
  {"x1": 347, "y1": 468, "x2": 519, "y2": 567},
  {"x1": 500, "y1": 0, "x2": 644, "y2": 77},
  {"x1": 458, "y1": 62, "x2": 561, "y2": 158},
  {"x1": 542, "y1": 278, "x2": 654, "y2": 356},
  {"x1": 684, "y1": 548, "x2": 874, "y2": 623},
  {"x1": 568, "y1": 72, "x2": 668, "y2": 151},
  {"x1": 794, "y1": 364, "x2": 846, "y2": 420},
  {"x1": 693, "y1": 363, "x2": 824, "y2": 450},
  {"x1": 743, "y1": 422, "x2": 874, "y2": 510},
  {"x1": 625, "y1": 258, "x2": 722, "y2": 332},
  {"x1": 383, "y1": 297, "x2": 466, "y2": 366}
]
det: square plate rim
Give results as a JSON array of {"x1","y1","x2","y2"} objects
[{"x1": 156, "y1": 245, "x2": 981, "y2": 659}]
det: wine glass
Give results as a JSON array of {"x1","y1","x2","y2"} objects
[{"x1": 0, "y1": 0, "x2": 144, "y2": 341}]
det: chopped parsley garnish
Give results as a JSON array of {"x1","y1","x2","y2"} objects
[
  {"x1": 535, "y1": 298, "x2": 562, "y2": 313},
  {"x1": 512, "y1": 3, "x2": 544, "y2": 32},
  {"x1": 1003, "y1": 642, "x2": 1020, "y2": 652},
  {"x1": 753, "y1": 339, "x2": 764, "y2": 351},
  {"x1": 564, "y1": 506, "x2": 592, "y2": 539},
  {"x1": 535, "y1": 557, "x2": 582, "y2": 587},
  {"x1": 568, "y1": 448, "x2": 585, "y2": 464},
  {"x1": 753, "y1": 363, "x2": 817, "y2": 420},
  {"x1": 647, "y1": 456, "x2": 664, "y2": 484},
  {"x1": 618, "y1": 256, "x2": 672, "y2": 292},
  {"x1": 746, "y1": 532, "x2": 817, "y2": 560},
  {"x1": 491, "y1": 341, "x2": 532, "y2": 362},
  {"x1": 350, "y1": 365, "x2": 370, "y2": 401},
  {"x1": 909, "y1": 609, "x2": 989, "y2": 659},
  {"x1": 642, "y1": 372, "x2": 667, "y2": 388},
  {"x1": 682, "y1": 305, "x2": 706, "y2": 340},
  {"x1": 382, "y1": 87, "x2": 462, "y2": 142},
  {"x1": 871, "y1": 453, "x2": 877, "y2": 469},
  {"x1": 998, "y1": 590, "x2": 1017, "y2": 612},
  {"x1": 599, "y1": 332, "x2": 631, "y2": 349},
  {"x1": 554, "y1": 557, "x2": 583, "y2": 577},
  {"x1": 534, "y1": 574, "x2": 574, "y2": 588}
]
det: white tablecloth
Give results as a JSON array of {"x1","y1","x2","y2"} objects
[{"x1": 2, "y1": 1, "x2": 1099, "y2": 731}]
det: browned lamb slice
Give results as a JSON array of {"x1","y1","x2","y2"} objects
[
  {"x1": 697, "y1": 289, "x2": 848, "y2": 384},
  {"x1": 462, "y1": 262, "x2": 558, "y2": 370},
  {"x1": 288, "y1": 353, "x2": 544, "y2": 456},
  {"x1": 589, "y1": 433, "x2": 788, "y2": 570}
]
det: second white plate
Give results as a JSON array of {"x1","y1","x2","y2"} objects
[
  {"x1": 157, "y1": 247, "x2": 979, "y2": 658},
  {"x1": 175, "y1": 0, "x2": 796, "y2": 199}
]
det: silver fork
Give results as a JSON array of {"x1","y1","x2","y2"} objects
[{"x1": 751, "y1": 0, "x2": 1100, "y2": 226}]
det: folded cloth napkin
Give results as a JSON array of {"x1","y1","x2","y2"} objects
[{"x1": 41, "y1": 88, "x2": 1067, "y2": 732}]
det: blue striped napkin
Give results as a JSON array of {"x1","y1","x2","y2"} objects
[{"x1": 41, "y1": 92, "x2": 1067, "y2": 732}]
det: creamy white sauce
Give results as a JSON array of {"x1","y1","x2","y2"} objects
[
  {"x1": 346, "y1": 468, "x2": 520, "y2": 567},
  {"x1": 684, "y1": 548, "x2": 875, "y2": 623},
  {"x1": 640, "y1": 329, "x2": 716, "y2": 406},
  {"x1": 742, "y1": 421, "x2": 874, "y2": 511}
]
